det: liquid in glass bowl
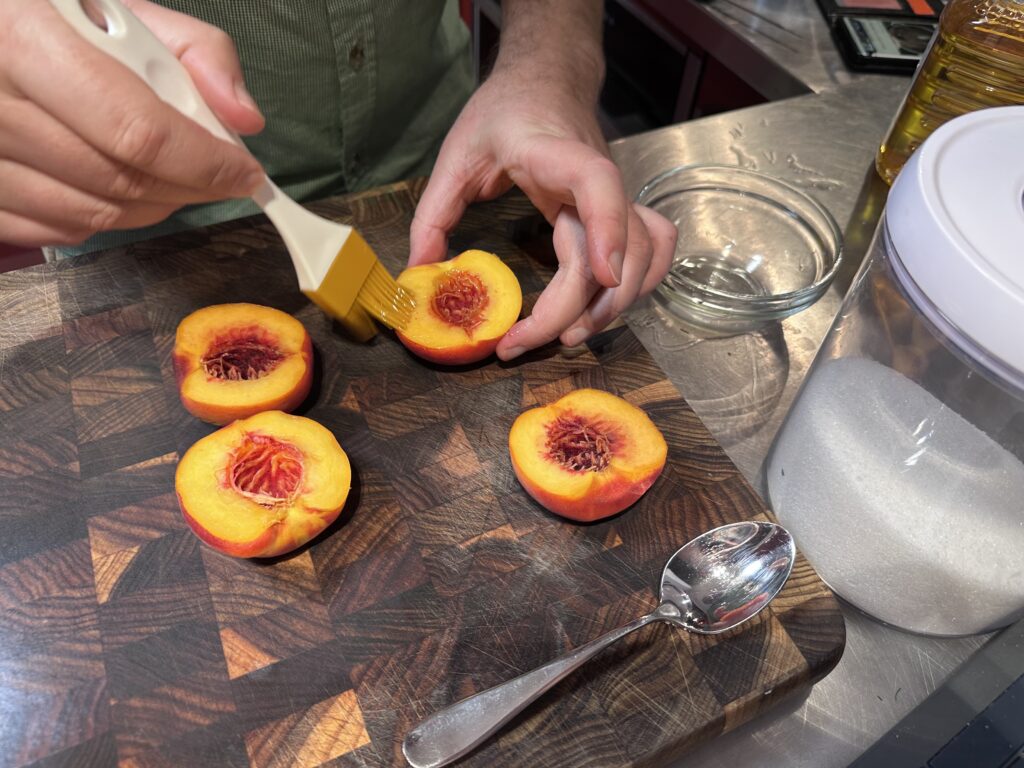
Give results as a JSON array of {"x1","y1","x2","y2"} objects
[{"x1": 636, "y1": 165, "x2": 843, "y2": 333}]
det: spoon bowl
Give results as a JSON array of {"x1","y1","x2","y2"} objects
[
  {"x1": 659, "y1": 520, "x2": 796, "y2": 634},
  {"x1": 403, "y1": 521, "x2": 796, "y2": 768}
]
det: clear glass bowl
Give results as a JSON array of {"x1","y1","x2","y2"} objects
[{"x1": 636, "y1": 165, "x2": 843, "y2": 333}]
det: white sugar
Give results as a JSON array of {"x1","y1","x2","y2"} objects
[{"x1": 767, "y1": 357, "x2": 1024, "y2": 635}]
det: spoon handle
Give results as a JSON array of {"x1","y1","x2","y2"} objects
[{"x1": 402, "y1": 612, "x2": 659, "y2": 768}]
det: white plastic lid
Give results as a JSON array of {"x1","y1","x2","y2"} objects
[{"x1": 887, "y1": 105, "x2": 1024, "y2": 377}]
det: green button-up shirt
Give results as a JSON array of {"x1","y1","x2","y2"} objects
[{"x1": 67, "y1": 0, "x2": 473, "y2": 254}]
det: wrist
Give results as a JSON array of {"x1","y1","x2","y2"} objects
[
  {"x1": 490, "y1": 50, "x2": 604, "y2": 113},
  {"x1": 491, "y1": 0, "x2": 605, "y2": 107}
]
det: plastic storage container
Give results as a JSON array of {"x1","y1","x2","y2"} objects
[
  {"x1": 876, "y1": 0, "x2": 1024, "y2": 185},
  {"x1": 767, "y1": 107, "x2": 1024, "y2": 636}
]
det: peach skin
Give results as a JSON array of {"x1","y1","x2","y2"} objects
[
  {"x1": 396, "y1": 249, "x2": 522, "y2": 365},
  {"x1": 175, "y1": 410, "x2": 350, "y2": 558},
  {"x1": 172, "y1": 303, "x2": 313, "y2": 425},
  {"x1": 509, "y1": 388, "x2": 667, "y2": 522}
]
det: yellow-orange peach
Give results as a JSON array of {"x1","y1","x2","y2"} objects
[
  {"x1": 509, "y1": 388, "x2": 667, "y2": 522},
  {"x1": 173, "y1": 303, "x2": 312, "y2": 425},
  {"x1": 396, "y1": 250, "x2": 522, "y2": 365},
  {"x1": 175, "y1": 411, "x2": 350, "y2": 558}
]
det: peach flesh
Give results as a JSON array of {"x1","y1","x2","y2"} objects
[
  {"x1": 509, "y1": 388, "x2": 668, "y2": 523},
  {"x1": 431, "y1": 269, "x2": 489, "y2": 334},
  {"x1": 202, "y1": 327, "x2": 285, "y2": 381},
  {"x1": 546, "y1": 414, "x2": 613, "y2": 472},
  {"x1": 228, "y1": 434, "x2": 304, "y2": 506}
]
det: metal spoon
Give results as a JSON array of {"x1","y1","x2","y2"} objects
[{"x1": 403, "y1": 520, "x2": 796, "y2": 768}]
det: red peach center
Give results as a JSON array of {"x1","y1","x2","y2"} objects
[
  {"x1": 203, "y1": 328, "x2": 284, "y2": 381},
  {"x1": 431, "y1": 269, "x2": 489, "y2": 334},
  {"x1": 230, "y1": 433, "x2": 304, "y2": 506},
  {"x1": 545, "y1": 414, "x2": 613, "y2": 472}
]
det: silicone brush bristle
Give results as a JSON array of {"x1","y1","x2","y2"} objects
[{"x1": 356, "y1": 260, "x2": 415, "y2": 331}]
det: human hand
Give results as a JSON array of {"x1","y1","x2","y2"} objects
[
  {"x1": 408, "y1": 69, "x2": 677, "y2": 360},
  {"x1": 0, "y1": 0, "x2": 265, "y2": 247}
]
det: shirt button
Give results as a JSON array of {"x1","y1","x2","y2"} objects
[{"x1": 349, "y1": 43, "x2": 365, "y2": 72}]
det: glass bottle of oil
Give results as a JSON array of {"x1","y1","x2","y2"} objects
[{"x1": 876, "y1": 0, "x2": 1024, "y2": 185}]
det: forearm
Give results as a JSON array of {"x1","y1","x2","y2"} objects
[{"x1": 493, "y1": 0, "x2": 605, "y2": 106}]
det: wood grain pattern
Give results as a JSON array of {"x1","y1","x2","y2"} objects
[{"x1": 0, "y1": 181, "x2": 844, "y2": 768}]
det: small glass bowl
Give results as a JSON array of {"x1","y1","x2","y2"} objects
[{"x1": 636, "y1": 164, "x2": 843, "y2": 333}]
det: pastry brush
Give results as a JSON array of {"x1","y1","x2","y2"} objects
[{"x1": 53, "y1": 0, "x2": 414, "y2": 341}]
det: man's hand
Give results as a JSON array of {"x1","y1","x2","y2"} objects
[
  {"x1": 0, "y1": 0, "x2": 265, "y2": 247},
  {"x1": 408, "y1": 0, "x2": 676, "y2": 360}
]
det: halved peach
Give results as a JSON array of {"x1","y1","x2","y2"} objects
[
  {"x1": 396, "y1": 250, "x2": 522, "y2": 365},
  {"x1": 175, "y1": 410, "x2": 350, "y2": 558},
  {"x1": 509, "y1": 388, "x2": 667, "y2": 522},
  {"x1": 173, "y1": 303, "x2": 313, "y2": 425}
]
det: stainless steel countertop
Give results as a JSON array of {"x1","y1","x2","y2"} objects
[
  {"x1": 704, "y1": 0, "x2": 869, "y2": 95},
  {"x1": 681, "y1": 0, "x2": 898, "y2": 97},
  {"x1": 609, "y1": 77, "x2": 992, "y2": 767}
]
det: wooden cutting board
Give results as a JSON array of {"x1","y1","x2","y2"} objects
[{"x1": 0, "y1": 180, "x2": 844, "y2": 768}]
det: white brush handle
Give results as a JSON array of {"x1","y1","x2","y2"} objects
[{"x1": 51, "y1": 0, "x2": 350, "y2": 291}]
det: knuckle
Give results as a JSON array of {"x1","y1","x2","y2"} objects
[
  {"x1": 614, "y1": 291, "x2": 637, "y2": 316},
  {"x1": 537, "y1": 323, "x2": 567, "y2": 346},
  {"x1": 110, "y1": 112, "x2": 167, "y2": 169},
  {"x1": 207, "y1": 28, "x2": 237, "y2": 56},
  {"x1": 205, "y1": 27, "x2": 241, "y2": 61},
  {"x1": 8, "y1": 4, "x2": 47, "y2": 63},
  {"x1": 585, "y1": 155, "x2": 622, "y2": 183},
  {"x1": 653, "y1": 218, "x2": 678, "y2": 250},
  {"x1": 198, "y1": 151, "x2": 241, "y2": 191},
  {"x1": 85, "y1": 198, "x2": 125, "y2": 233},
  {"x1": 107, "y1": 165, "x2": 153, "y2": 201},
  {"x1": 568, "y1": 258, "x2": 595, "y2": 284},
  {"x1": 660, "y1": 215, "x2": 679, "y2": 241},
  {"x1": 639, "y1": 204, "x2": 679, "y2": 242}
]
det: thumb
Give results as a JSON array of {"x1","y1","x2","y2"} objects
[
  {"x1": 409, "y1": 163, "x2": 476, "y2": 268},
  {"x1": 124, "y1": 0, "x2": 265, "y2": 136}
]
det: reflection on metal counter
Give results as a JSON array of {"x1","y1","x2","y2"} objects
[{"x1": 609, "y1": 75, "x2": 996, "y2": 768}]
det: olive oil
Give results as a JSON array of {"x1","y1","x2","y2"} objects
[{"x1": 876, "y1": 0, "x2": 1024, "y2": 185}]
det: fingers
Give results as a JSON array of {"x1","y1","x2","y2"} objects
[
  {"x1": 557, "y1": 205, "x2": 651, "y2": 345},
  {"x1": 496, "y1": 207, "x2": 600, "y2": 360},
  {"x1": 634, "y1": 204, "x2": 677, "y2": 293},
  {"x1": 0, "y1": 210, "x2": 90, "y2": 248},
  {"x1": 126, "y1": 0, "x2": 265, "y2": 135},
  {"x1": 407, "y1": 111, "x2": 517, "y2": 267},
  {"x1": 0, "y1": 159, "x2": 176, "y2": 243},
  {"x1": 7, "y1": 2, "x2": 263, "y2": 198},
  {"x1": 515, "y1": 135, "x2": 629, "y2": 288},
  {"x1": 0, "y1": 0, "x2": 264, "y2": 245},
  {"x1": 0, "y1": 96, "x2": 241, "y2": 206},
  {"x1": 558, "y1": 205, "x2": 676, "y2": 346},
  {"x1": 497, "y1": 203, "x2": 676, "y2": 360}
]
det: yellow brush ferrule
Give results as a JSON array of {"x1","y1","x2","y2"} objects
[{"x1": 304, "y1": 230, "x2": 379, "y2": 341}]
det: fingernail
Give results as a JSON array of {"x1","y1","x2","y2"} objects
[
  {"x1": 502, "y1": 345, "x2": 526, "y2": 360},
  {"x1": 234, "y1": 79, "x2": 261, "y2": 115},
  {"x1": 608, "y1": 250, "x2": 623, "y2": 285},
  {"x1": 563, "y1": 327, "x2": 589, "y2": 348}
]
